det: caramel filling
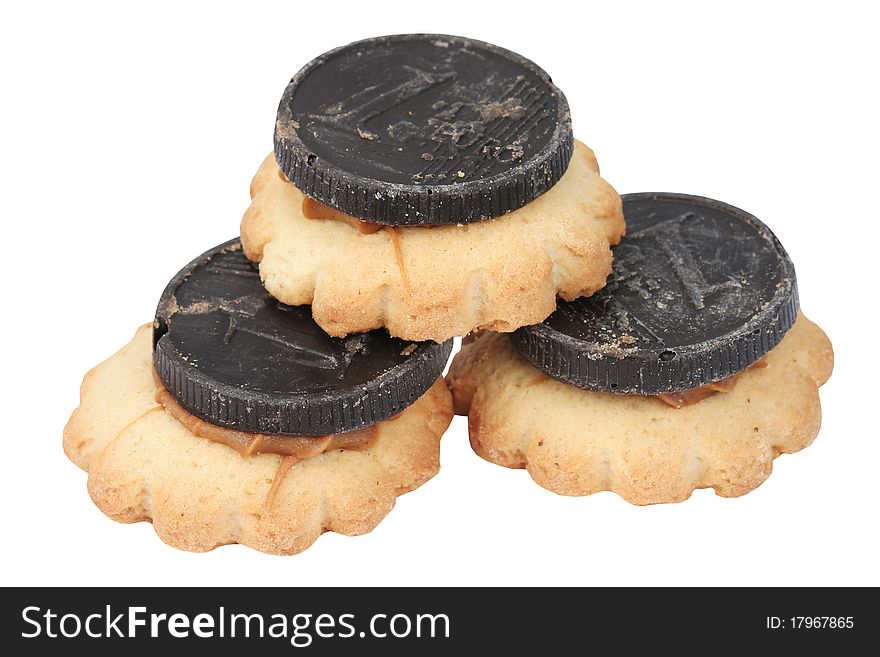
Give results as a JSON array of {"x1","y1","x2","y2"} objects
[
  {"x1": 657, "y1": 358, "x2": 768, "y2": 408},
  {"x1": 301, "y1": 196, "x2": 383, "y2": 234},
  {"x1": 522, "y1": 372, "x2": 549, "y2": 388},
  {"x1": 264, "y1": 456, "x2": 298, "y2": 510},
  {"x1": 385, "y1": 225, "x2": 409, "y2": 288},
  {"x1": 153, "y1": 371, "x2": 378, "y2": 458},
  {"x1": 300, "y1": 196, "x2": 409, "y2": 287}
]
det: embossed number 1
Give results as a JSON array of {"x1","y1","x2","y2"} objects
[{"x1": 635, "y1": 213, "x2": 739, "y2": 310}]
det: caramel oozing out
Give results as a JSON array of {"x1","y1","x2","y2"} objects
[
  {"x1": 153, "y1": 371, "x2": 378, "y2": 458},
  {"x1": 265, "y1": 455, "x2": 298, "y2": 511},
  {"x1": 656, "y1": 357, "x2": 768, "y2": 408},
  {"x1": 384, "y1": 225, "x2": 409, "y2": 288},
  {"x1": 301, "y1": 196, "x2": 383, "y2": 234},
  {"x1": 522, "y1": 372, "x2": 549, "y2": 388}
]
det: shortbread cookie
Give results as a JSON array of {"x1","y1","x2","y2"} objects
[
  {"x1": 244, "y1": 34, "x2": 624, "y2": 342},
  {"x1": 241, "y1": 139, "x2": 624, "y2": 342},
  {"x1": 64, "y1": 325, "x2": 453, "y2": 554},
  {"x1": 449, "y1": 192, "x2": 834, "y2": 505},
  {"x1": 448, "y1": 315, "x2": 832, "y2": 505},
  {"x1": 63, "y1": 240, "x2": 454, "y2": 555}
]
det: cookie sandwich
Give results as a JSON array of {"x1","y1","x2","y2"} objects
[
  {"x1": 448, "y1": 193, "x2": 833, "y2": 505},
  {"x1": 242, "y1": 34, "x2": 625, "y2": 342},
  {"x1": 64, "y1": 240, "x2": 454, "y2": 554}
]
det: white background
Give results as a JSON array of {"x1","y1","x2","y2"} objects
[{"x1": 2, "y1": 1, "x2": 877, "y2": 587}]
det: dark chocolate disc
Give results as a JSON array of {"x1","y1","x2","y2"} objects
[
  {"x1": 153, "y1": 240, "x2": 453, "y2": 435},
  {"x1": 512, "y1": 193, "x2": 799, "y2": 394},
  {"x1": 274, "y1": 34, "x2": 573, "y2": 226}
]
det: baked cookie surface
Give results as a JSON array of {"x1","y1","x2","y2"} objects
[
  {"x1": 63, "y1": 325, "x2": 453, "y2": 554},
  {"x1": 241, "y1": 140, "x2": 625, "y2": 342},
  {"x1": 448, "y1": 314, "x2": 833, "y2": 505}
]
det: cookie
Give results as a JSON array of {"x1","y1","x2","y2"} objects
[
  {"x1": 64, "y1": 325, "x2": 453, "y2": 554},
  {"x1": 448, "y1": 314, "x2": 832, "y2": 505},
  {"x1": 241, "y1": 140, "x2": 624, "y2": 342},
  {"x1": 449, "y1": 193, "x2": 833, "y2": 504}
]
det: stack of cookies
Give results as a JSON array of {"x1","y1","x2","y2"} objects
[{"x1": 64, "y1": 34, "x2": 832, "y2": 555}]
